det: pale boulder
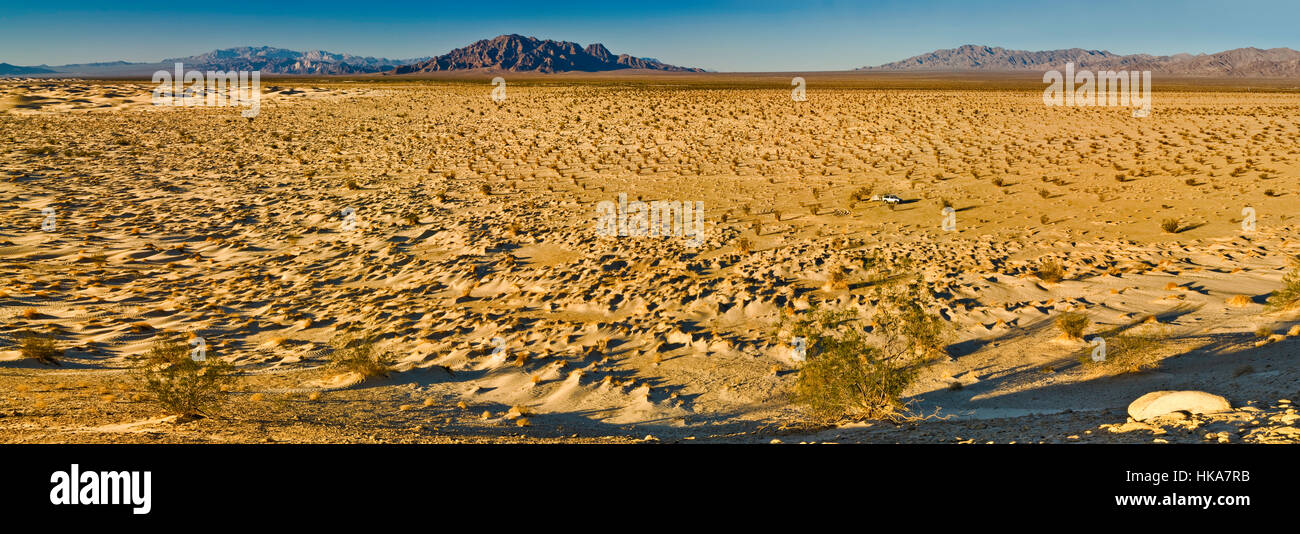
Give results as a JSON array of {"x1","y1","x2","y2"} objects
[{"x1": 1128, "y1": 391, "x2": 1231, "y2": 422}]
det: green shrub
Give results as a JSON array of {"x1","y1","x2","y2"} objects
[
  {"x1": 1266, "y1": 266, "x2": 1300, "y2": 312},
  {"x1": 872, "y1": 280, "x2": 949, "y2": 361},
  {"x1": 787, "y1": 276, "x2": 948, "y2": 423},
  {"x1": 795, "y1": 325, "x2": 914, "y2": 422},
  {"x1": 134, "y1": 336, "x2": 233, "y2": 417}
]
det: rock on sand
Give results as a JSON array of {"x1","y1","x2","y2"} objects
[{"x1": 1127, "y1": 391, "x2": 1231, "y2": 422}]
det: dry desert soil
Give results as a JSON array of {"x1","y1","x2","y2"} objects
[{"x1": 1, "y1": 74, "x2": 1298, "y2": 443}]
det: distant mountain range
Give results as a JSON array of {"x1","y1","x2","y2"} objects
[
  {"x1": 0, "y1": 63, "x2": 57, "y2": 75},
  {"x1": 392, "y1": 34, "x2": 703, "y2": 73},
  {"x1": 5, "y1": 40, "x2": 1298, "y2": 77},
  {"x1": 161, "y1": 46, "x2": 427, "y2": 75},
  {"x1": 1, "y1": 47, "x2": 427, "y2": 77},
  {"x1": 0, "y1": 36, "x2": 699, "y2": 77},
  {"x1": 861, "y1": 44, "x2": 1300, "y2": 77}
]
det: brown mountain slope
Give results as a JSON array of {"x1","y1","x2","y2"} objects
[{"x1": 393, "y1": 34, "x2": 702, "y2": 74}]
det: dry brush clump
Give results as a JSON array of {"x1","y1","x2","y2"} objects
[
  {"x1": 133, "y1": 335, "x2": 234, "y2": 417},
  {"x1": 328, "y1": 335, "x2": 394, "y2": 379},
  {"x1": 1054, "y1": 312, "x2": 1090, "y2": 340},
  {"x1": 1035, "y1": 259, "x2": 1065, "y2": 283},
  {"x1": 19, "y1": 333, "x2": 62, "y2": 365},
  {"x1": 1081, "y1": 328, "x2": 1171, "y2": 374}
]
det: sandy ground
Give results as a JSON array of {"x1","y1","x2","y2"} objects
[{"x1": 1, "y1": 77, "x2": 1297, "y2": 443}]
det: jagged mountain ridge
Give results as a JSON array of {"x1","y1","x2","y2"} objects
[{"x1": 393, "y1": 34, "x2": 703, "y2": 73}]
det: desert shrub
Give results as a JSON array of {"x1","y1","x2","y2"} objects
[
  {"x1": 1035, "y1": 259, "x2": 1064, "y2": 283},
  {"x1": 787, "y1": 277, "x2": 947, "y2": 423},
  {"x1": 1055, "y1": 312, "x2": 1090, "y2": 339},
  {"x1": 134, "y1": 336, "x2": 233, "y2": 417},
  {"x1": 1160, "y1": 218, "x2": 1181, "y2": 233},
  {"x1": 19, "y1": 333, "x2": 61, "y2": 365},
  {"x1": 1265, "y1": 265, "x2": 1300, "y2": 311},
  {"x1": 1083, "y1": 329, "x2": 1168, "y2": 374},
  {"x1": 849, "y1": 187, "x2": 872, "y2": 203},
  {"x1": 825, "y1": 267, "x2": 848, "y2": 290},
  {"x1": 872, "y1": 280, "x2": 949, "y2": 362},
  {"x1": 794, "y1": 324, "x2": 913, "y2": 423},
  {"x1": 328, "y1": 335, "x2": 393, "y2": 379},
  {"x1": 734, "y1": 237, "x2": 753, "y2": 254}
]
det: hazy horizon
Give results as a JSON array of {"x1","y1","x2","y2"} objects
[{"x1": 3, "y1": 0, "x2": 1299, "y2": 71}]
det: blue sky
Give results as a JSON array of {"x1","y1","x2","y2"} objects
[{"x1": 2, "y1": 0, "x2": 1297, "y2": 71}]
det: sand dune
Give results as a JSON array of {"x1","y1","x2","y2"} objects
[{"x1": 0, "y1": 78, "x2": 1296, "y2": 443}]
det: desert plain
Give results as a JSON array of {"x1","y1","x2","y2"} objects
[{"x1": 0, "y1": 74, "x2": 1298, "y2": 443}]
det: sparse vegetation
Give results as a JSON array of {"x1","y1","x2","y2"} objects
[
  {"x1": 19, "y1": 333, "x2": 61, "y2": 365},
  {"x1": 9, "y1": 80, "x2": 1300, "y2": 444},
  {"x1": 1035, "y1": 259, "x2": 1064, "y2": 283},
  {"x1": 825, "y1": 267, "x2": 848, "y2": 290},
  {"x1": 1055, "y1": 312, "x2": 1090, "y2": 339},
  {"x1": 134, "y1": 336, "x2": 234, "y2": 417},
  {"x1": 1082, "y1": 329, "x2": 1169, "y2": 374},
  {"x1": 1265, "y1": 264, "x2": 1300, "y2": 311},
  {"x1": 328, "y1": 335, "x2": 394, "y2": 379},
  {"x1": 849, "y1": 186, "x2": 872, "y2": 203},
  {"x1": 1161, "y1": 218, "x2": 1181, "y2": 233},
  {"x1": 735, "y1": 237, "x2": 753, "y2": 254}
]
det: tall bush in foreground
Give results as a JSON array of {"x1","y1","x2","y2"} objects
[
  {"x1": 789, "y1": 276, "x2": 948, "y2": 423},
  {"x1": 1266, "y1": 263, "x2": 1300, "y2": 312},
  {"x1": 134, "y1": 336, "x2": 233, "y2": 417}
]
